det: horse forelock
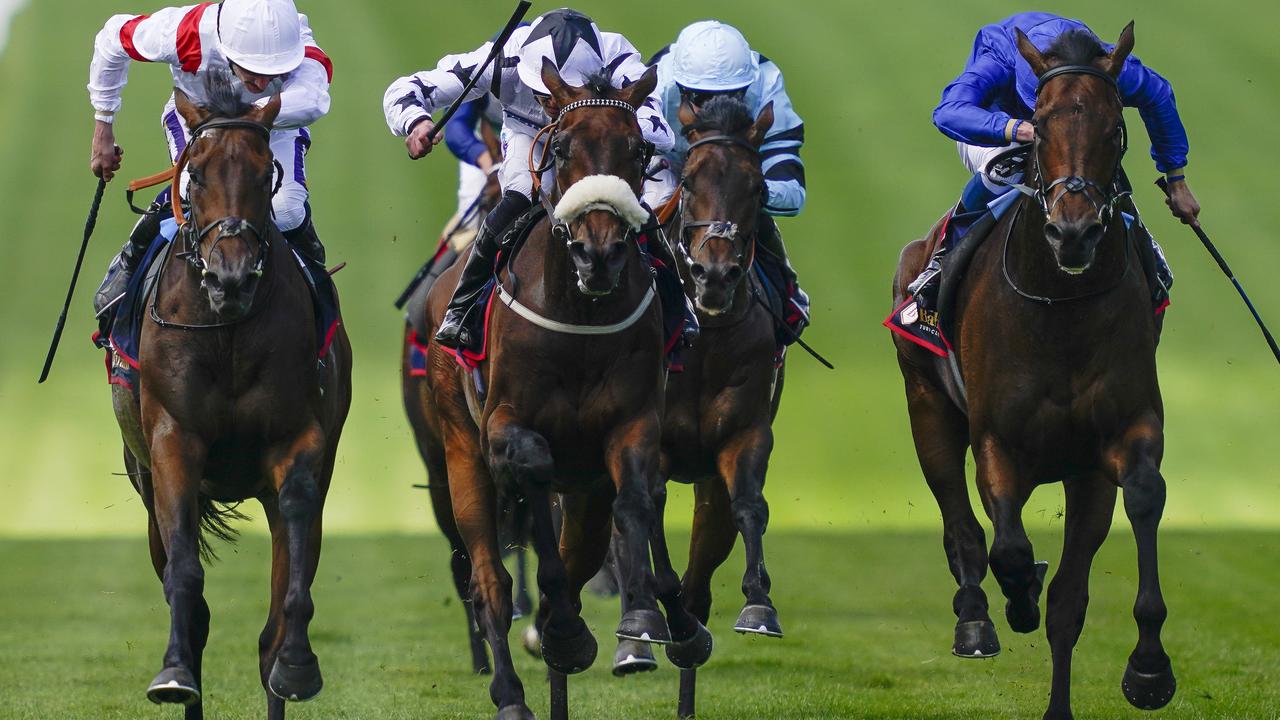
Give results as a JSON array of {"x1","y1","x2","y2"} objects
[{"x1": 553, "y1": 174, "x2": 647, "y2": 230}]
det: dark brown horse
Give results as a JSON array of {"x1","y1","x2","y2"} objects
[
  {"x1": 402, "y1": 121, "x2": 540, "y2": 676},
  {"x1": 111, "y1": 81, "x2": 351, "y2": 720},
  {"x1": 892, "y1": 24, "x2": 1174, "y2": 720},
  {"x1": 613, "y1": 96, "x2": 785, "y2": 717},
  {"x1": 411, "y1": 61, "x2": 693, "y2": 719}
]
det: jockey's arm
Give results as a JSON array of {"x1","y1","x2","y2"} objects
[
  {"x1": 87, "y1": 5, "x2": 191, "y2": 179},
  {"x1": 383, "y1": 42, "x2": 500, "y2": 140},
  {"x1": 602, "y1": 32, "x2": 675, "y2": 153},
  {"x1": 443, "y1": 99, "x2": 490, "y2": 168},
  {"x1": 273, "y1": 16, "x2": 332, "y2": 130},
  {"x1": 757, "y1": 61, "x2": 806, "y2": 217},
  {"x1": 932, "y1": 52, "x2": 1021, "y2": 147},
  {"x1": 1116, "y1": 54, "x2": 1199, "y2": 224}
]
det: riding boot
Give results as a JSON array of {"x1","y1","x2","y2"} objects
[
  {"x1": 756, "y1": 214, "x2": 810, "y2": 340},
  {"x1": 93, "y1": 204, "x2": 166, "y2": 316},
  {"x1": 435, "y1": 190, "x2": 532, "y2": 349},
  {"x1": 282, "y1": 208, "x2": 326, "y2": 265},
  {"x1": 640, "y1": 208, "x2": 700, "y2": 346}
]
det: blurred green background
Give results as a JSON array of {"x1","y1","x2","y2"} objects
[{"x1": 1, "y1": 0, "x2": 1277, "y2": 540}]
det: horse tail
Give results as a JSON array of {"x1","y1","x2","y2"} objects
[{"x1": 197, "y1": 495, "x2": 248, "y2": 563}]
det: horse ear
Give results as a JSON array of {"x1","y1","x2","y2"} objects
[
  {"x1": 747, "y1": 101, "x2": 775, "y2": 147},
  {"x1": 620, "y1": 65, "x2": 658, "y2": 110},
  {"x1": 174, "y1": 88, "x2": 208, "y2": 128},
  {"x1": 1015, "y1": 28, "x2": 1050, "y2": 77},
  {"x1": 1104, "y1": 21, "x2": 1135, "y2": 78},
  {"x1": 250, "y1": 93, "x2": 282, "y2": 128},
  {"x1": 541, "y1": 57, "x2": 569, "y2": 101}
]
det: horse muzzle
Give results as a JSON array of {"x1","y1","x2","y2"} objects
[
  {"x1": 1045, "y1": 218, "x2": 1105, "y2": 275},
  {"x1": 202, "y1": 264, "x2": 260, "y2": 318},
  {"x1": 569, "y1": 238, "x2": 628, "y2": 296},
  {"x1": 690, "y1": 261, "x2": 744, "y2": 316}
]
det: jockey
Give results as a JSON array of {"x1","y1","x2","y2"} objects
[
  {"x1": 88, "y1": 0, "x2": 334, "y2": 315},
  {"x1": 649, "y1": 20, "x2": 810, "y2": 340},
  {"x1": 383, "y1": 8, "x2": 685, "y2": 351},
  {"x1": 911, "y1": 12, "x2": 1201, "y2": 311}
]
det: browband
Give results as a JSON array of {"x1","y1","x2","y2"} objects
[
  {"x1": 556, "y1": 98, "x2": 636, "y2": 122},
  {"x1": 1036, "y1": 64, "x2": 1117, "y2": 95}
]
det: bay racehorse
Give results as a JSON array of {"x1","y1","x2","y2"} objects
[
  {"x1": 613, "y1": 95, "x2": 784, "y2": 719},
  {"x1": 891, "y1": 24, "x2": 1175, "y2": 719},
  {"x1": 401, "y1": 111, "x2": 539, "y2": 676},
  {"x1": 111, "y1": 78, "x2": 351, "y2": 720},
  {"x1": 413, "y1": 61, "x2": 691, "y2": 719}
]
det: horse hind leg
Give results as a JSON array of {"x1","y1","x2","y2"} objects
[
  {"x1": 1113, "y1": 420, "x2": 1176, "y2": 710},
  {"x1": 1043, "y1": 475, "x2": 1116, "y2": 720},
  {"x1": 902, "y1": 370, "x2": 998, "y2": 657},
  {"x1": 974, "y1": 435, "x2": 1046, "y2": 636}
]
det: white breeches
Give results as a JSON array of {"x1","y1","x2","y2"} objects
[{"x1": 958, "y1": 141, "x2": 1018, "y2": 194}]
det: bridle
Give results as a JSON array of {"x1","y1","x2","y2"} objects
[
  {"x1": 150, "y1": 116, "x2": 278, "y2": 330},
  {"x1": 528, "y1": 97, "x2": 655, "y2": 243},
  {"x1": 674, "y1": 133, "x2": 763, "y2": 271},
  {"x1": 1024, "y1": 64, "x2": 1131, "y2": 225},
  {"x1": 171, "y1": 117, "x2": 276, "y2": 278}
]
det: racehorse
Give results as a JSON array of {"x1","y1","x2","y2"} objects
[
  {"x1": 613, "y1": 95, "x2": 784, "y2": 717},
  {"x1": 111, "y1": 77, "x2": 352, "y2": 720},
  {"x1": 401, "y1": 112, "x2": 539, "y2": 677},
  {"x1": 891, "y1": 24, "x2": 1175, "y2": 719},
  {"x1": 412, "y1": 60, "x2": 693, "y2": 719}
]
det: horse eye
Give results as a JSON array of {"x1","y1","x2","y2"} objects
[
  {"x1": 188, "y1": 167, "x2": 204, "y2": 187},
  {"x1": 554, "y1": 138, "x2": 570, "y2": 160}
]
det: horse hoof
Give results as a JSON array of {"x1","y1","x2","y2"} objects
[
  {"x1": 268, "y1": 657, "x2": 324, "y2": 702},
  {"x1": 612, "y1": 639, "x2": 658, "y2": 676},
  {"x1": 521, "y1": 624, "x2": 542, "y2": 659},
  {"x1": 146, "y1": 667, "x2": 200, "y2": 706},
  {"x1": 665, "y1": 622, "x2": 713, "y2": 669},
  {"x1": 542, "y1": 620, "x2": 598, "y2": 675},
  {"x1": 733, "y1": 604, "x2": 783, "y2": 638},
  {"x1": 496, "y1": 704, "x2": 537, "y2": 720},
  {"x1": 1006, "y1": 561, "x2": 1048, "y2": 634},
  {"x1": 952, "y1": 620, "x2": 1000, "y2": 658},
  {"x1": 616, "y1": 608, "x2": 672, "y2": 645},
  {"x1": 1122, "y1": 658, "x2": 1176, "y2": 710}
]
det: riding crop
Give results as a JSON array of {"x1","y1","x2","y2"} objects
[
  {"x1": 38, "y1": 177, "x2": 107, "y2": 383},
  {"x1": 1156, "y1": 177, "x2": 1280, "y2": 365}
]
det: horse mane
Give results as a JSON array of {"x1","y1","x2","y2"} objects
[
  {"x1": 683, "y1": 94, "x2": 754, "y2": 138},
  {"x1": 1044, "y1": 28, "x2": 1106, "y2": 66},
  {"x1": 200, "y1": 68, "x2": 255, "y2": 119}
]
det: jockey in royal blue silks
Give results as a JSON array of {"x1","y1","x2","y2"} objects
[
  {"x1": 648, "y1": 20, "x2": 811, "y2": 342},
  {"x1": 909, "y1": 12, "x2": 1202, "y2": 311}
]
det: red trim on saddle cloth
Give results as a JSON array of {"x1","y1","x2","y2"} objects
[
  {"x1": 1154, "y1": 298, "x2": 1170, "y2": 315},
  {"x1": 304, "y1": 46, "x2": 333, "y2": 82},
  {"x1": 883, "y1": 296, "x2": 949, "y2": 359},
  {"x1": 176, "y1": 3, "x2": 214, "y2": 73},
  {"x1": 120, "y1": 15, "x2": 151, "y2": 61},
  {"x1": 317, "y1": 319, "x2": 341, "y2": 359},
  {"x1": 406, "y1": 328, "x2": 431, "y2": 377},
  {"x1": 93, "y1": 330, "x2": 138, "y2": 391},
  {"x1": 453, "y1": 284, "x2": 499, "y2": 370}
]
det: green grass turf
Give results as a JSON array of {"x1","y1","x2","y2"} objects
[
  {"x1": 1, "y1": 530, "x2": 1277, "y2": 719},
  {"x1": 1, "y1": 1, "x2": 1279, "y2": 536}
]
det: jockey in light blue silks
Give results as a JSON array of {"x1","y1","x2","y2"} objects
[
  {"x1": 909, "y1": 12, "x2": 1201, "y2": 312},
  {"x1": 648, "y1": 20, "x2": 810, "y2": 340}
]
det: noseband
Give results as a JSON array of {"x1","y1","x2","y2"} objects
[
  {"x1": 1027, "y1": 64, "x2": 1130, "y2": 224},
  {"x1": 171, "y1": 118, "x2": 275, "y2": 278},
  {"x1": 675, "y1": 134, "x2": 762, "y2": 269}
]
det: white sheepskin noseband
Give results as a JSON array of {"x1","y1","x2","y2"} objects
[{"x1": 553, "y1": 175, "x2": 648, "y2": 232}]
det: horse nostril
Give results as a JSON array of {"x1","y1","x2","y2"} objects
[
  {"x1": 725, "y1": 266, "x2": 744, "y2": 284},
  {"x1": 1045, "y1": 222, "x2": 1064, "y2": 246},
  {"x1": 605, "y1": 241, "x2": 627, "y2": 265},
  {"x1": 690, "y1": 263, "x2": 707, "y2": 280},
  {"x1": 1080, "y1": 222, "x2": 1104, "y2": 248},
  {"x1": 568, "y1": 241, "x2": 590, "y2": 266}
]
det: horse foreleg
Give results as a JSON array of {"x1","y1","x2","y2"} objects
[
  {"x1": 445, "y1": 424, "x2": 531, "y2": 720},
  {"x1": 1043, "y1": 475, "x2": 1116, "y2": 720},
  {"x1": 605, "y1": 414, "x2": 670, "y2": 646},
  {"x1": 974, "y1": 434, "x2": 1044, "y2": 635},
  {"x1": 649, "y1": 480, "x2": 713, "y2": 670},
  {"x1": 488, "y1": 411, "x2": 595, "y2": 677},
  {"x1": 263, "y1": 424, "x2": 327, "y2": 705},
  {"x1": 256, "y1": 497, "x2": 288, "y2": 720},
  {"x1": 1111, "y1": 418, "x2": 1176, "y2": 711},
  {"x1": 718, "y1": 426, "x2": 782, "y2": 638},
  {"x1": 144, "y1": 423, "x2": 208, "y2": 708},
  {"x1": 902, "y1": 370, "x2": 996, "y2": 657},
  {"x1": 681, "y1": 480, "x2": 737, "y2": 625}
]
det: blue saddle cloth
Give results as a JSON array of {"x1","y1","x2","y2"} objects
[{"x1": 94, "y1": 215, "x2": 341, "y2": 391}]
